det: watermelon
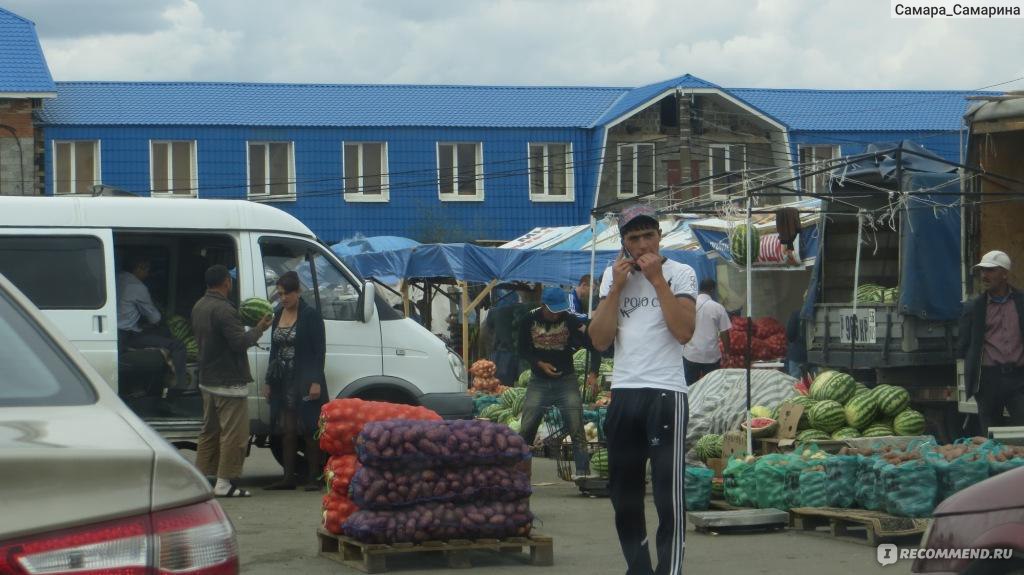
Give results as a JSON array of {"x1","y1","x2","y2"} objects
[
  {"x1": 810, "y1": 370, "x2": 857, "y2": 404},
  {"x1": 844, "y1": 392, "x2": 879, "y2": 430},
  {"x1": 573, "y1": 349, "x2": 589, "y2": 374},
  {"x1": 499, "y1": 387, "x2": 527, "y2": 416},
  {"x1": 507, "y1": 419, "x2": 522, "y2": 434},
  {"x1": 856, "y1": 283, "x2": 886, "y2": 304},
  {"x1": 849, "y1": 386, "x2": 872, "y2": 402},
  {"x1": 883, "y1": 288, "x2": 899, "y2": 304},
  {"x1": 239, "y1": 297, "x2": 274, "y2": 327},
  {"x1": 796, "y1": 429, "x2": 831, "y2": 443},
  {"x1": 516, "y1": 370, "x2": 532, "y2": 388},
  {"x1": 695, "y1": 434, "x2": 723, "y2": 461},
  {"x1": 591, "y1": 449, "x2": 609, "y2": 478},
  {"x1": 750, "y1": 405, "x2": 773, "y2": 419},
  {"x1": 831, "y1": 427, "x2": 860, "y2": 440},
  {"x1": 730, "y1": 224, "x2": 761, "y2": 265},
  {"x1": 808, "y1": 400, "x2": 846, "y2": 433},
  {"x1": 166, "y1": 315, "x2": 192, "y2": 340},
  {"x1": 183, "y1": 335, "x2": 198, "y2": 362},
  {"x1": 741, "y1": 417, "x2": 779, "y2": 438},
  {"x1": 870, "y1": 385, "x2": 910, "y2": 417},
  {"x1": 893, "y1": 409, "x2": 926, "y2": 436},
  {"x1": 478, "y1": 404, "x2": 504, "y2": 421},
  {"x1": 781, "y1": 396, "x2": 817, "y2": 430},
  {"x1": 862, "y1": 423, "x2": 894, "y2": 438}
]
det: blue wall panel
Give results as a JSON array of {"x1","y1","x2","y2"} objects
[{"x1": 44, "y1": 125, "x2": 602, "y2": 243}]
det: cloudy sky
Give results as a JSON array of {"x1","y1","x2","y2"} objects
[{"x1": 7, "y1": 0, "x2": 1024, "y2": 91}]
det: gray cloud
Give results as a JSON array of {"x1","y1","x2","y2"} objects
[{"x1": 17, "y1": 0, "x2": 1024, "y2": 91}]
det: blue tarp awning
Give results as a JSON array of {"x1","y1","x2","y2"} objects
[
  {"x1": 341, "y1": 243, "x2": 716, "y2": 287},
  {"x1": 692, "y1": 224, "x2": 820, "y2": 264}
]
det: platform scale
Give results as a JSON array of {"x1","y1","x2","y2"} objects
[{"x1": 688, "y1": 508, "x2": 789, "y2": 534}]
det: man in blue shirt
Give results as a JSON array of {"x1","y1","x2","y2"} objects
[{"x1": 117, "y1": 255, "x2": 187, "y2": 392}]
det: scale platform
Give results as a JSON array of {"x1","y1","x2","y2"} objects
[{"x1": 689, "y1": 509, "x2": 789, "y2": 534}]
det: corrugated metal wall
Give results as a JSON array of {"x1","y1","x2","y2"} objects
[{"x1": 42, "y1": 125, "x2": 603, "y2": 243}]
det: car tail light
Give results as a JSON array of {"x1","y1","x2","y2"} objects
[{"x1": 0, "y1": 500, "x2": 238, "y2": 575}]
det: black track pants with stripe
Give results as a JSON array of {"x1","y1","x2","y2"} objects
[{"x1": 605, "y1": 388, "x2": 688, "y2": 575}]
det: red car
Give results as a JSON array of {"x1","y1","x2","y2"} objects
[{"x1": 914, "y1": 465, "x2": 1024, "y2": 574}]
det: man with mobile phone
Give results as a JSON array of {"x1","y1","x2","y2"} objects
[{"x1": 589, "y1": 203, "x2": 697, "y2": 575}]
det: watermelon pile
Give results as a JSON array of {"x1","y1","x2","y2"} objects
[
  {"x1": 166, "y1": 314, "x2": 198, "y2": 362},
  {"x1": 730, "y1": 224, "x2": 761, "y2": 265},
  {"x1": 239, "y1": 297, "x2": 274, "y2": 327},
  {"x1": 783, "y1": 370, "x2": 926, "y2": 443},
  {"x1": 856, "y1": 283, "x2": 900, "y2": 305},
  {"x1": 477, "y1": 387, "x2": 527, "y2": 433},
  {"x1": 572, "y1": 349, "x2": 614, "y2": 405}
]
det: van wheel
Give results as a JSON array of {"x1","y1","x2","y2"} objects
[{"x1": 268, "y1": 435, "x2": 309, "y2": 480}]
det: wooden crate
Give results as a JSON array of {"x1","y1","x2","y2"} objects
[
  {"x1": 316, "y1": 528, "x2": 554, "y2": 573},
  {"x1": 788, "y1": 507, "x2": 929, "y2": 546}
]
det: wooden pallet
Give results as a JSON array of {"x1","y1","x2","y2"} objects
[
  {"x1": 788, "y1": 507, "x2": 929, "y2": 546},
  {"x1": 316, "y1": 528, "x2": 554, "y2": 573}
]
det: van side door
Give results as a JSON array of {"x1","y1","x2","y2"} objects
[
  {"x1": 253, "y1": 235, "x2": 383, "y2": 401},
  {"x1": 0, "y1": 229, "x2": 119, "y2": 387}
]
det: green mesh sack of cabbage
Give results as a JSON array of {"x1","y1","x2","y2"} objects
[
  {"x1": 684, "y1": 467, "x2": 714, "y2": 511},
  {"x1": 723, "y1": 457, "x2": 757, "y2": 508},
  {"x1": 753, "y1": 454, "x2": 790, "y2": 510},
  {"x1": 798, "y1": 466, "x2": 829, "y2": 508},
  {"x1": 880, "y1": 458, "x2": 938, "y2": 518},
  {"x1": 824, "y1": 455, "x2": 861, "y2": 508}
]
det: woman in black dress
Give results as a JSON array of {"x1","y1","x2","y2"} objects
[{"x1": 264, "y1": 271, "x2": 328, "y2": 490}]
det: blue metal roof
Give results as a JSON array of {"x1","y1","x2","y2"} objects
[
  {"x1": 728, "y1": 88, "x2": 984, "y2": 132},
  {"x1": 36, "y1": 76, "x2": 986, "y2": 133},
  {"x1": 0, "y1": 7, "x2": 55, "y2": 94},
  {"x1": 38, "y1": 82, "x2": 628, "y2": 128},
  {"x1": 590, "y1": 74, "x2": 720, "y2": 127}
]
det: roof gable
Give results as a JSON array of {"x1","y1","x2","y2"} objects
[
  {"x1": 591, "y1": 73, "x2": 719, "y2": 127},
  {"x1": 0, "y1": 7, "x2": 56, "y2": 95}
]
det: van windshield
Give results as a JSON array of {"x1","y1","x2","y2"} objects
[{"x1": 0, "y1": 286, "x2": 96, "y2": 406}]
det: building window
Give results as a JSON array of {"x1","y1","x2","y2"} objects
[
  {"x1": 247, "y1": 142, "x2": 295, "y2": 199},
  {"x1": 151, "y1": 141, "x2": 197, "y2": 196},
  {"x1": 708, "y1": 144, "x2": 746, "y2": 198},
  {"x1": 617, "y1": 143, "x2": 655, "y2": 198},
  {"x1": 343, "y1": 142, "x2": 389, "y2": 202},
  {"x1": 799, "y1": 145, "x2": 840, "y2": 195},
  {"x1": 437, "y1": 143, "x2": 483, "y2": 201},
  {"x1": 53, "y1": 141, "x2": 100, "y2": 195},
  {"x1": 528, "y1": 143, "x2": 574, "y2": 201}
]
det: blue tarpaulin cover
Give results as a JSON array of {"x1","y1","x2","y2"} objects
[
  {"x1": 802, "y1": 141, "x2": 961, "y2": 321},
  {"x1": 341, "y1": 243, "x2": 716, "y2": 287}
]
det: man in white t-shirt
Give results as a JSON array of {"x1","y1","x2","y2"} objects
[
  {"x1": 682, "y1": 278, "x2": 732, "y2": 385},
  {"x1": 589, "y1": 204, "x2": 697, "y2": 575}
]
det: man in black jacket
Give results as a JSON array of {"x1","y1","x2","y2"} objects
[
  {"x1": 957, "y1": 250, "x2": 1024, "y2": 436},
  {"x1": 518, "y1": 286, "x2": 600, "y2": 479}
]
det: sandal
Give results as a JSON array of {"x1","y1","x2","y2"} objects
[{"x1": 217, "y1": 485, "x2": 252, "y2": 498}]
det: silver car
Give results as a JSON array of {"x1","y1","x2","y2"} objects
[{"x1": 0, "y1": 273, "x2": 238, "y2": 574}]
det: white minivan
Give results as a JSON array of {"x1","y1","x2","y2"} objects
[{"x1": 0, "y1": 196, "x2": 472, "y2": 460}]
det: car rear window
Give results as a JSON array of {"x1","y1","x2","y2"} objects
[{"x1": 0, "y1": 288, "x2": 96, "y2": 406}]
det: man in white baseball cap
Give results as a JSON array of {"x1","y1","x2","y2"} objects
[{"x1": 957, "y1": 250, "x2": 1024, "y2": 435}]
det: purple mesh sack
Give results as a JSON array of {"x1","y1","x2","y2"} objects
[
  {"x1": 349, "y1": 465, "x2": 532, "y2": 510},
  {"x1": 356, "y1": 419, "x2": 531, "y2": 469},
  {"x1": 343, "y1": 500, "x2": 533, "y2": 544}
]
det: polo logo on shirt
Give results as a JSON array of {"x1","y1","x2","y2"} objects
[{"x1": 621, "y1": 295, "x2": 661, "y2": 318}]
